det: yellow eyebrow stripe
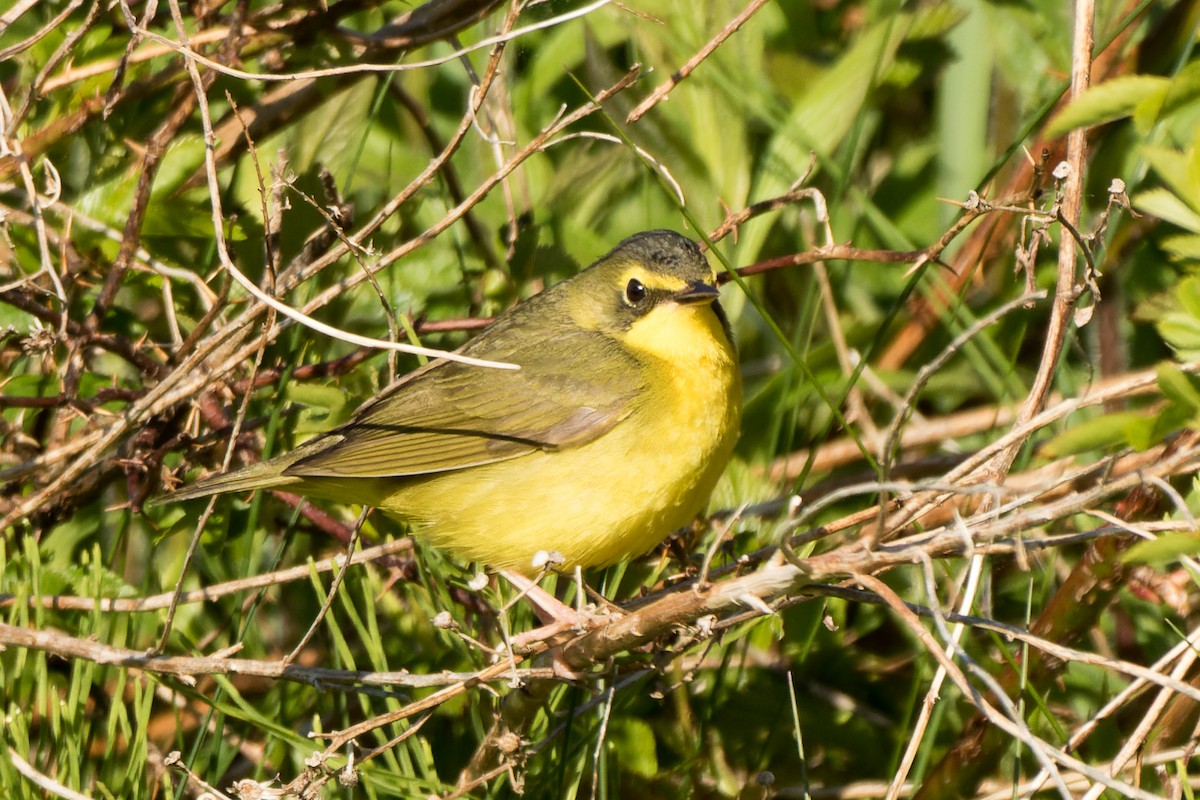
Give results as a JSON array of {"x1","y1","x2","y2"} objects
[{"x1": 619, "y1": 265, "x2": 692, "y2": 293}]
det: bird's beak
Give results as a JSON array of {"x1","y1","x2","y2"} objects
[{"x1": 673, "y1": 280, "x2": 720, "y2": 305}]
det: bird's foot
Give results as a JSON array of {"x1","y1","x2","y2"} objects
[{"x1": 499, "y1": 569, "x2": 615, "y2": 679}]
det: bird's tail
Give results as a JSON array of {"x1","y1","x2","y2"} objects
[
  {"x1": 155, "y1": 455, "x2": 302, "y2": 504},
  {"x1": 154, "y1": 430, "x2": 354, "y2": 506}
]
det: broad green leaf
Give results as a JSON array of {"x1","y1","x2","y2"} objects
[
  {"x1": 1135, "y1": 187, "x2": 1200, "y2": 234},
  {"x1": 1158, "y1": 313, "x2": 1200, "y2": 356},
  {"x1": 908, "y1": 2, "x2": 966, "y2": 39},
  {"x1": 0, "y1": 302, "x2": 36, "y2": 328},
  {"x1": 1045, "y1": 75, "x2": 1166, "y2": 138},
  {"x1": 76, "y1": 167, "x2": 139, "y2": 229},
  {"x1": 143, "y1": 195, "x2": 235, "y2": 239},
  {"x1": 1158, "y1": 60, "x2": 1200, "y2": 121},
  {"x1": 1176, "y1": 276, "x2": 1200, "y2": 320},
  {"x1": 607, "y1": 718, "x2": 659, "y2": 777},
  {"x1": 40, "y1": 514, "x2": 101, "y2": 570},
  {"x1": 1142, "y1": 145, "x2": 1200, "y2": 216},
  {"x1": 0, "y1": 373, "x2": 58, "y2": 397},
  {"x1": 149, "y1": 134, "x2": 206, "y2": 198},
  {"x1": 1161, "y1": 233, "x2": 1200, "y2": 260},
  {"x1": 294, "y1": 80, "x2": 377, "y2": 177},
  {"x1": 1123, "y1": 533, "x2": 1200, "y2": 565},
  {"x1": 1133, "y1": 61, "x2": 1200, "y2": 132},
  {"x1": 1191, "y1": 124, "x2": 1200, "y2": 203},
  {"x1": 284, "y1": 382, "x2": 350, "y2": 432},
  {"x1": 1158, "y1": 363, "x2": 1200, "y2": 413},
  {"x1": 1040, "y1": 411, "x2": 1153, "y2": 457}
]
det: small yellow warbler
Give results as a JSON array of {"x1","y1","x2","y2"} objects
[{"x1": 167, "y1": 230, "x2": 741, "y2": 574}]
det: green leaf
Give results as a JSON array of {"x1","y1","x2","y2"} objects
[
  {"x1": 1156, "y1": 60, "x2": 1200, "y2": 122},
  {"x1": 284, "y1": 382, "x2": 350, "y2": 433},
  {"x1": 1040, "y1": 411, "x2": 1154, "y2": 457},
  {"x1": 1190, "y1": 124, "x2": 1200, "y2": 204},
  {"x1": 908, "y1": 2, "x2": 966, "y2": 39},
  {"x1": 1142, "y1": 145, "x2": 1200, "y2": 217},
  {"x1": 746, "y1": 9, "x2": 925, "y2": 260},
  {"x1": 143, "y1": 196, "x2": 236, "y2": 239},
  {"x1": 1158, "y1": 363, "x2": 1200, "y2": 413},
  {"x1": 1160, "y1": 233, "x2": 1200, "y2": 260},
  {"x1": 1158, "y1": 314, "x2": 1200, "y2": 357},
  {"x1": 149, "y1": 134, "x2": 206, "y2": 198},
  {"x1": 0, "y1": 373, "x2": 58, "y2": 398},
  {"x1": 1045, "y1": 75, "x2": 1167, "y2": 138},
  {"x1": 0, "y1": 302, "x2": 36, "y2": 328},
  {"x1": 794, "y1": 18, "x2": 909, "y2": 156},
  {"x1": 1129, "y1": 63, "x2": 1200, "y2": 132},
  {"x1": 607, "y1": 718, "x2": 659, "y2": 777},
  {"x1": 77, "y1": 168, "x2": 139, "y2": 229},
  {"x1": 1177, "y1": 276, "x2": 1200, "y2": 320},
  {"x1": 1123, "y1": 533, "x2": 1200, "y2": 565},
  {"x1": 757, "y1": 11, "x2": 914, "y2": 187},
  {"x1": 1135, "y1": 187, "x2": 1200, "y2": 234},
  {"x1": 40, "y1": 514, "x2": 101, "y2": 570}
]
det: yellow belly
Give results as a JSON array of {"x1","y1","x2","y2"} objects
[{"x1": 371, "y1": 303, "x2": 741, "y2": 573}]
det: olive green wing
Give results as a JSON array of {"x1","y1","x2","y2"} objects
[{"x1": 285, "y1": 328, "x2": 642, "y2": 479}]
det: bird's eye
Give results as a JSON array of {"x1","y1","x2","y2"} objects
[{"x1": 624, "y1": 278, "x2": 646, "y2": 305}]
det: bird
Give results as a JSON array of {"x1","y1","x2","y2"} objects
[{"x1": 165, "y1": 230, "x2": 741, "y2": 577}]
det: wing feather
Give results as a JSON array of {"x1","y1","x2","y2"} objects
[{"x1": 286, "y1": 325, "x2": 641, "y2": 479}]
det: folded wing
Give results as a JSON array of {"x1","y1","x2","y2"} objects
[{"x1": 286, "y1": 327, "x2": 641, "y2": 479}]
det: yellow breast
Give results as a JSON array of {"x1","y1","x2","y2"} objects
[{"x1": 377, "y1": 301, "x2": 741, "y2": 574}]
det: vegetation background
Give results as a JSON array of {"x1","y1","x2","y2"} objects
[{"x1": 4, "y1": 0, "x2": 1200, "y2": 797}]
